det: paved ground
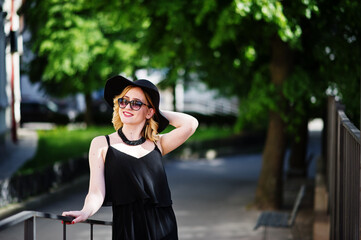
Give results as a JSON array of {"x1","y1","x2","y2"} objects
[
  {"x1": 0, "y1": 154, "x2": 294, "y2": 240},
  {"x1": 0, "y1": 128, "x2": 38, "y2": 179}
]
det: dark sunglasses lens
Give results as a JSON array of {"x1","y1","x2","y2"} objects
[
  {"x1": 131, "y1": 101, "x2": 143, "y2": 110},
  {"x1": 118, "y1": 98, "x2": 127, "y2": 108}
]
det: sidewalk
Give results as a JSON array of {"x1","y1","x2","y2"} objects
[{"x1": 0, "y1": 128, "x2": 38, "y2": 180}]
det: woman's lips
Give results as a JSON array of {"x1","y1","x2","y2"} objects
[{"x1": 123, "y1": 111, "x2": 133, "y2": 117}]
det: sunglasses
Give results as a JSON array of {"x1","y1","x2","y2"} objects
[{"x1": 117, "y1": 98, "x2": 150, "y2": 111}]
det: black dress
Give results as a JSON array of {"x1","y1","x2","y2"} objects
[{"x1": 103, "y1": 135, "x2": 178, "y2": 240}]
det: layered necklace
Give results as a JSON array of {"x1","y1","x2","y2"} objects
[{"x1": 117, "y1": 127, "x2": 146, "y2": 146}]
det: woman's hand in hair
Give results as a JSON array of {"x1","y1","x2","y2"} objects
[{"x1": 158, "y1": 111, "x2": 198, "y2": 155}]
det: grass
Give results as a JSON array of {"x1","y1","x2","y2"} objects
[
  {"x1": 17, "y1": 124, "x2": 234, "y2": 175},
  {"x1": 187, "y1": 125, "x2": 235, "y2": 142},
  {"x1": 17, "y1": 125, "x2": 114, "y2": 174}
]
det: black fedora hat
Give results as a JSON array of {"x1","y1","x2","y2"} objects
[{"x1": 104, "y1": 75, "x2": 169, "y2": 133}]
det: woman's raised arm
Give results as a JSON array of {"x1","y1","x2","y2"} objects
[{"x1": 158, "y1": 111, "x2": 198, "y2": 156}]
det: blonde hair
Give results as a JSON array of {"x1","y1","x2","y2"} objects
[{"x1": 112, "y1": 86, "x2": 159, "y2": 142}]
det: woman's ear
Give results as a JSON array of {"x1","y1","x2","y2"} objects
[{"x1": 146, "y1": 108, "x2": 155, "y2": 119}]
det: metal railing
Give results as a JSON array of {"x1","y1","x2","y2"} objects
[
  {"x1": 0, "y1": 211, "x2": 112, "y2": 240},
  {"x1": 327, "y1": 96, "x2": 360, "y2": 239}
]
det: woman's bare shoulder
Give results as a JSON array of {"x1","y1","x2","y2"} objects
[
  {"x1": 91, "y1": 134, "x2": 112, "y2": 149},
  {"x1": 89, "y1": 134, "x2": 115, "y2": 161},
  {"x1": 92, "y1": 131, "x2": 118, "y2": 146}
]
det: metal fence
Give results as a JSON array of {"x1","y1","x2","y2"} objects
[
  {"x1": 327, "y1": 96, "x2": 360, "y2": 239},
  {"x1": 0, "y1": 211, "x2": 112, "y2": 240}
]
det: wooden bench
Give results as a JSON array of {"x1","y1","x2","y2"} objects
[{"x1": 254, "y1": 184, "x2": 306, "y2": 240}]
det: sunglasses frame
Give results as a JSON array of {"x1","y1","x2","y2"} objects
[{"x1": 117, "y1": 98, "x2": 150, "y2": 111}]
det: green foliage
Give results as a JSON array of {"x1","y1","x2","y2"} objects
[
  {"x1": 136, "y1": 0, "x2": 321, "y2": 128},
  {"x1": 188, "y1": 125, "x2": 235, "y2": 142},
  {"x1": 22, "y1": 0, "x2": 143, "y2": 96},
  {"x1": 23, "y1": 0, "x2": 360, "y2": 130},
  {"x1": 136, "y1": 0, "x2": 360, "y2": 133},
  {"x1": 211, "y1": 0, "x2": 304, "y2": 49},
  {"x1": 236, "y1": 65, "x2": 329, "y2": 134},
  {"x1": 235, "y1": 67, "x2": 277, "y2": 131},
  {"x1": 310, "y1": 0, "x2": 361, "y2": 124},
  {"x1": 281, "y1": 67, "x2": 325, "y2": 134}
]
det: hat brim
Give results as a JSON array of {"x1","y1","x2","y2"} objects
[{"x1": 104, "y1": 75, "x2": 169, "y2": 133}]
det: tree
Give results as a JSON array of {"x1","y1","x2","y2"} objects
[
  {"x1": 21, "y1": 0, "x2": 143, "y2": 125},
  {"x1": 129, "y1": 0, "x2": 360, "y2": 208},
  {"x1": 132, "y1": 0, "x2": 313, "y2": 209}
]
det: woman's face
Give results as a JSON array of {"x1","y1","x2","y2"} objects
[{"x1": 118, "y1": 87, "x2": 154, "y2": 127}]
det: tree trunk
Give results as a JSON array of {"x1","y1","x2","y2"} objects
[
  {"x1": 254, "y1": 35, "x2": 291, "y2": 209},
  {"x1": 255, "y1": 111, "x2": 287, "y2": 209},
  {"x1": 84, "y1": 92, "x2": 93, "y2": 126},
  {"x1": 287, "y1": 117, "x2": 309, "y2": 178}
]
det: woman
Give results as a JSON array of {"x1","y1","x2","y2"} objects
[{"x1": 62, "y1": 75, "x2": 198, "y2": 240}]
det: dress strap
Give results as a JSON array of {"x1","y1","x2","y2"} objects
[{"x1": 105, "y1": 135, "x2": 110, "y2": 146}]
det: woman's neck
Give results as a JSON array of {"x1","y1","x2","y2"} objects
[{"x1": 121, "y1": 124, "x2": 144, "y2": 140}]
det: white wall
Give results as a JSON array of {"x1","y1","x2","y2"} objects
[{"x1": 135, "y1": 69, "x2": 239, "y2": 115}]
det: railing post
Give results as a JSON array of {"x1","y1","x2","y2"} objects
[
  {"x1": 90, "y1": 223, "x2": 94, "y2": 240},
  {"x1": 336, "y1": 113, "x2": 343, "y2": 240},
  {"x1": 0, "y1": 211, "x2": 112, "y2": 239},
  {"x1": 327, "y1": 96, "x2": 336, "y2": 240},
  {"x1": 63, "y1": 222, "x2": 67, "y2": 240},
  {"x1": 24, "y1": 216, "x2": 36, "y2": 240}
]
